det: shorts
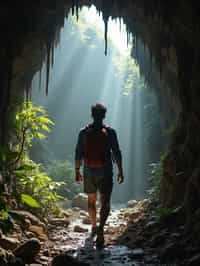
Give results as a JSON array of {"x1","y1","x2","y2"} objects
[{"x1": 83, "y1": 175, "x2": 113, "y2": 194}]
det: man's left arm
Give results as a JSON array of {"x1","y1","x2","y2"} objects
[{"x1": 109, "y1": 129, "x2": 124, "y2": 184}]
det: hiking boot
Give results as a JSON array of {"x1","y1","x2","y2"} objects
[
  {"x1": 96, "y1": 226, "x2": 104, "y2": 248},
  {"x1": 90, "y1": 226, "x2": 97, "y2": 238}
]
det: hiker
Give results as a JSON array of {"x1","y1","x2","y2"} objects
[{"x1": 75, "y1": 103, "x2": 124, "y2": 247}]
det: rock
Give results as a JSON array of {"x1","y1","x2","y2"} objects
[
  {"x1": 73, "y1": 225, "x2": 88, "y2": 233},
  {"x1": 82, "y1": 216, "x2": 91, "y2": 225},
  {"x1": 51, "y1": 253, "x2": 90, "y2": 266},
  {"x1": 0, "y1": 236, "x2": 20, "y2": 250},
  {"x1": 11, "y1": 210, "x2": 42, "y2": 226},
  {"x1": 127, "y1": 199, "x2": 137, "y2": 208},
  {"x1": 129, "y1": 248, "x2": 144, "y2": 260},
  {"x1": 26, "y1": 231, "x2": 35, "y2": 238},
  {"x1": 71, "y1": 193, "x2": 88, "y2": 211},
  {"x1": 13, "y1": 238, "x2": 41, "y2": 263},
  {"x1": 49, "y1": 218, "x2": 70, "y2": 227},
  {"x1": 28, "y1": 225, "x2": 48, "y2": 241},
  {"x1": 79, "y1": 210, "x2": 88, "y2": 217},
  {"x1": 188, "y1": 254, "x2": 200, "y2": 266}
]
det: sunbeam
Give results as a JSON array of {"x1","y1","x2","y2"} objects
[{"x1": 31, "y1": 5, "x2": 162, "y2": 203}]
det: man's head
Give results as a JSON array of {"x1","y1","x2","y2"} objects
[{"x1": 91, "y1": 103, "x2": 107, "y2": 122}]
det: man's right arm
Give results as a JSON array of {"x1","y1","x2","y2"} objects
[{"x1": 75, "y1": 131, "x2": 84, "y2": 182}]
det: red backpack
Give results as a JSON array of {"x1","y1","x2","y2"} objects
[{"x1": 83, "y1": 124, "x2": 110, "y2": 168}]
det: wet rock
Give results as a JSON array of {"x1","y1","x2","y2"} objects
[
  {"x1": 129, "y1": 248, "x2": 144, "y2": 260},
  {"x1": 71, "y1": 193, "x2": 88, "y2": 211},
  {"x1": 0, "y1": 236, "x2": 20, "y2": 250},
  {"x1": 13, "y1": 238, "x2": 41, "y2": 263},
  {"x1": 79, "y1": 210, "x2": 88, "y2": 217},
  {"x1": 26, "y1": 231, "x2": 35, "y2": 238},
  {"x1": 11, "y1": 210, "x2": 43, "y2": 227},
  {"x1": 188, "y1": 254, "x2": 200, "y2": 266},
  {"x1": 82, "y1": 216, "x2": 90, "y2": 225},
  {"x1": 28, "y1": 225, "x2": 48, "y2": 241},
  {"x1": 51, "y1": 253, "x2": 89, "y2": 266},
  {"x1": 0, "y1": 247, "x2": 23, "y2": 266},
  {"x1": 73, "y1": 225, "x2": 88, "y2": 233},
  {"x1": 49, "y1": 218, "x2": 70, "y2": 227},
  {"x1": 127, "y1": 199, "x2": 137, "y2": 208}
]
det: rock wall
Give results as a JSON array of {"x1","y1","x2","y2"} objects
[{"x1": 1, "y1": 0, "x2": 200, "y2": 217}]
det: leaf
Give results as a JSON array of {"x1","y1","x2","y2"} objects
[
  {"x1": 21, "y1": 194, "x2": 41, "y2": 208},
  {"x1": 16, "y1": 164, "x2": 36, "y2": 171}
]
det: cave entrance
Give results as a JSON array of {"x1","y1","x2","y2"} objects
[{"x1": 30, "y1": 5, "x2": 165, "y2": 204}]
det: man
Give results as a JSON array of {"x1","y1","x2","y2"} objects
[{"x1": 75, "y1": 103, "x2": 124, "y2": 247}]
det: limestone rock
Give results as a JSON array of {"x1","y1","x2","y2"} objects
[
  {"x1": 0, "y1": 236, "x2": 20, "y2": 250},
  {"x1": 73, "y1": 225, "x2": 88, "y2": 233},
  {"x1": 11, "y1": 210, "x2": 45, "y2": 228},
  {"x1": 127, "y1": 199, "x2": 137, "y2": 208},
  {"x1": 28, "y1": 225, "x2": 48, "y2": 241},
  {"x1": 13, "y1": 238, "x2": 41, "y2": 263},
  {"x1": 82, "y1": 216, "x2": 91, "y2": 225},
  {"x1": 71, "y1": 193, "x2": 88, "y2": 211},
  {"x1": 49, "y1": 218, "x2": 70, "y2": 227}
]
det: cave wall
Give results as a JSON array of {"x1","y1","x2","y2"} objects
[{"x1": 1, "y1": 0, "x2": 200, "y2": 215}]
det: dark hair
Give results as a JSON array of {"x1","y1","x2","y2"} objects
[{"x1": 91, "y1": 103, "x2": 107, "y2": 119}]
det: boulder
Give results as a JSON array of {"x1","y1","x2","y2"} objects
[
  {"x1": 127, "y1": 199, "x2": 137, "y2": 208},
  {"x1": 0, "y1": 236, "x2": 20, "y2": 250},
  {"x1": 11, "y1": 210, "x2": 41, "y2": 225},
  {"x1": 73, "y1": 225, "x2": 88, "y2": 233},
  {"x1": 13, "y1": 238, "x2": 41, "y2": 263},
  {"x1": 49, "y1": 218, "x2": 70, "y2": 227},
  {"x1": 28, "y1": 225, "x2": 48, "y2": 240},
  {"x1": 71, "y1": 193, "x2": 88, "y2": 211},
  {"x1": 82, "y1": 216, "x2": 91, "y2": 225}
]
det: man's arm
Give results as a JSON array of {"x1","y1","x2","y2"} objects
[
  {"x1": 109, "y1": 129, "x2": 124, "y2": 184},
  {"x1": 75, "y1": 131, "x2": 84, "y2": 182}
]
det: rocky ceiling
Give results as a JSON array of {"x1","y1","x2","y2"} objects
[{"x1": 1, "y1": 0, "x2": 200, "y2": 210}]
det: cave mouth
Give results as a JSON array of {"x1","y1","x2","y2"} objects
[{"x1": 30, "y1": 5, "x2": 166, "y2": 204}]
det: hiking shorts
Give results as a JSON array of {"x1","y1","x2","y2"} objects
[{"x1": 83, "y1": 175, "x2": 113, "y2": 194}]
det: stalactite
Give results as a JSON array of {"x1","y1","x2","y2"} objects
[
  {"x1": 119, "y1": 17, "x2": 122, "y2": 32},
  {"x1": 103, "y1": 14, "x2": 108, "y2": 55},
  {"x1": 72, "y1": 0, "x2": 75, "y2": 16},
  {"x1": 51, "y1": 41, "x2": 54, "y2": 68},
  {"x1": 38, "y1": 67, "x2": 42, "y2": 91},
  {"x1": 46, "y1": 39, "x2": 51, "y2": 96},
  {"x1": 75, "y1": 0, "x2": 79, "y2": 21}
]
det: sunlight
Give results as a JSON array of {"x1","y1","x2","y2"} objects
[
  {"x1": 31, "y1": 4, "x2": 160, "y2": 203},
  {"x1": 80, "y1": 5, "x2": 132, "y2": 54}
]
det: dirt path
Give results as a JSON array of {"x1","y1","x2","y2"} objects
[{"x1": 38, "y1": 207, "x2": 145, "y2": 265}]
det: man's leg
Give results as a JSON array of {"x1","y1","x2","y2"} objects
[
  {"x1": 96, "y1": 192, "x2": 112, "y2": 247},
  {"x1": 99, "y1": 192, "x2": 111, "y2": 228},
  {"x1": 88, "y1": 193, "x2": 97, "y2": 228}
]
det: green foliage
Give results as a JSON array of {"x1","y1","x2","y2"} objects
[
  {"x1": 147, "y1": 152, "x2": 167, "y2": 203},
  {"x1": 0, "y1": 101, "x2": 64, "y2": 224},
  {"x1": 147, "y1": 162, "x2": 163, "y2": 202},
  {"x1": 46, "y1": 160, "x2": 82, "y2": 200},
  {"x1": 16, "y1": 159, "x2": 64, "y2": 215},
  {"x1": 112, "y1": 51, "x2": 146, "y2": 94}
]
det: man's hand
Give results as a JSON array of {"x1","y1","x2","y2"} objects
[
  {"x1": 117, "y1": 172, "x2": 124, "y2": 184},
  {"x1": 75, "y1": 170, "x2": 83, "y2": 183}
]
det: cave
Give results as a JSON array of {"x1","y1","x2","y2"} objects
[{"x1": 1, "y1": 0, "x2": 200, "y2": 265}]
